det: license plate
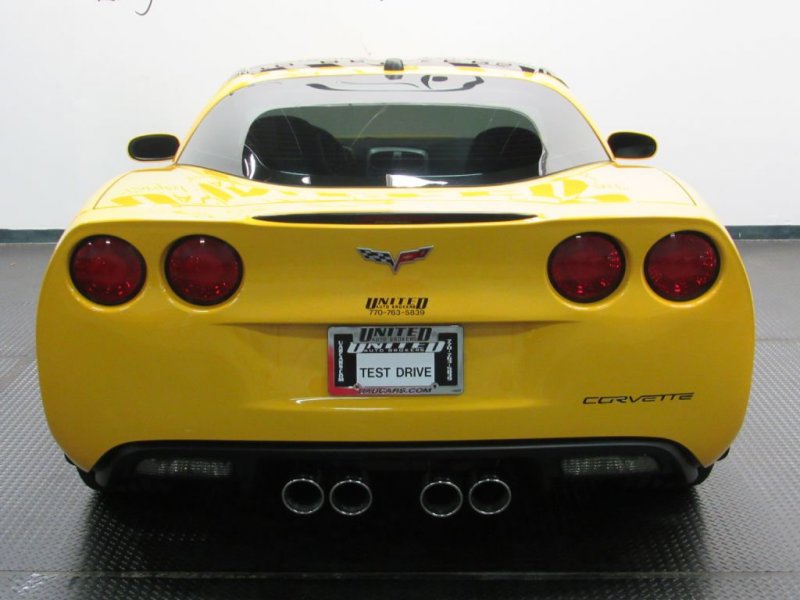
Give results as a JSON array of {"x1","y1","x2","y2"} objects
[{"x1": 328, "y1": 325, "x2": 463, "y2": 396}]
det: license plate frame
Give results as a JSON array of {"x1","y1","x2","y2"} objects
[{"x1": 327, "y1": 325, "x2": 464, "y2": 396}]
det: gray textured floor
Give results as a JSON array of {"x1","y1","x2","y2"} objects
[{"x1": 1, "y1": 241, "x2": 799, "y2": 599}]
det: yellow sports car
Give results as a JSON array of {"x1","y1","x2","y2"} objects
[{"x1": 37, "y1": 58, "x2": 754, "y2": 516}]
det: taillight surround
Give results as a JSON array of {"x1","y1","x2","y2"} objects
[
  {"x1": 645, "y1": 231, "x2": 720, "y2": 302},
  {"x1": 548, "y1": 233, "x2": 626, "y2": 303},
  {"x1": 165, "y1": 235, "x2": 243, "y2": 306},
  {"x1": 69, "y1": 235, "x2": 146, "y2": 306}
]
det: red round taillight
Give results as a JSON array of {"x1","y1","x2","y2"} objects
[
  {"x1": 166, "y1": 235, "x2": 242, "y2": 306},
  {"x1": 645, "y1": 231, "x2": 719, "y2": 301},
  {"x1": 548, "y1": 233, "x2": 625, "y2": 303},
  {"x1": 70, "y1": 235, "x2": 146, "y2": 305}
]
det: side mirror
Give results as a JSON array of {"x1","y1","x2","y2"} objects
[
  {"x1": 128, "y1": 134, "x2": 180, "y2": 161},
  {"x1": 608, "y1": 132, "x2": 657, "y2": 159}
]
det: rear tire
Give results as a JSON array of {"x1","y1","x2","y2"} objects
[
  {"x1": 619, "y1": 464, "x2": 713, "y2": 492},
  {"x1": 689, "y1": 464, "x2": 714, "y2": 487},
  {"x1": 76, "y1": 467, "x2": 103, "y2": 491},
  {"x1": 655, "y1": 464, "x2": 714, "y2": 491}
]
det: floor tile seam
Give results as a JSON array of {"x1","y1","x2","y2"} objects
[{"x1": 1, "y1": 570, "x2": 800, "y2": 581}]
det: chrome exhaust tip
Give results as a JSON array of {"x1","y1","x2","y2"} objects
[
  {"x1": 281, "y1": 476, "x2": 325, "y2": 515},
  {"x1": 420, "y1": 477, "x2": 463, "y2": 518},
  {"x1": 468, "y1": 476, "x2": 512, "y2": 515},
  {"x1": 329, "y1": 477, "x2": 373, "y2": 516}
]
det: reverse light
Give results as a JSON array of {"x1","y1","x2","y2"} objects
[
  {"x1": 135, "y1": 458, "x2": 233, "y2": 479},
  {"x1": 166, "y1": 235, "x2": 243, "y2": 305},
  {"x1": 645, "y1": 231, "x2": 720, "y2": 301},
  {"x1": 70, "y1": 235, "x2": 146, "y2": 305},
  {"x1": 548, "y1": 233, "x2": 625, "y2": 302},
  {"x1": 561, "y1": 455, "x2": 659, "y2": 477}
]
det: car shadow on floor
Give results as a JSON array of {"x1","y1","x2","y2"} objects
[{"x1": 74, "y1": 476, "x2": 708, "y2": 574}]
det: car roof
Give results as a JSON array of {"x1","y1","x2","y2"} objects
[{"x1": 230, "y1": 57, "x2": 567, "y2": 87}]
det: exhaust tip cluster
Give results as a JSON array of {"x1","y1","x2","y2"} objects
[
  {"x1": 281, "y1": 473, "x2": 511, "y2": 517},
  {"x1": 282, "y1": 475, "x2": 373, "y2": 517},
  {"x1": 421, "y1": 475, "x2": 511, "y2": 517}
]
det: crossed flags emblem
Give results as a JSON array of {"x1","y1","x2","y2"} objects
[{"x1": 356, "y1": 246, "x2": 433, "y2": 274}]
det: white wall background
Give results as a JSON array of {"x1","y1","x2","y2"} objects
[{"x1": 0, "y1": 0, "x2": 798, "y2": 229}]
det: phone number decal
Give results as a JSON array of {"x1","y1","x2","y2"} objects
[{"x1": 366, "y1": 297, "x2": 428, "y2": 317}]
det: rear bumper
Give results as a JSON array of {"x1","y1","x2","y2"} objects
[{"x1": 90, "y1": 437, "x2": 704, "y2": 489}]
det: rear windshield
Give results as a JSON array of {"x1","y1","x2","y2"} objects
[{"x1": 179, "y1": 74, "x2": 609, "y2": 188}]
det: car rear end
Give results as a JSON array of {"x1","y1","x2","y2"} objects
[
  {"x1": 37, "y1": 63, "x2": 754, "y2": 511},
  {"x1": 38, "y1": 194, "x2": 753, "y2": 494}
]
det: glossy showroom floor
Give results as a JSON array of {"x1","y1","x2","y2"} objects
[{"x1": 1, "y1": 241, "x2": 799, "y2": 599}]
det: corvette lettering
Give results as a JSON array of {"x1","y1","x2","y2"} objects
[{"x1": 583, "y1": 392, "x2": 694, "y2": 404}]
